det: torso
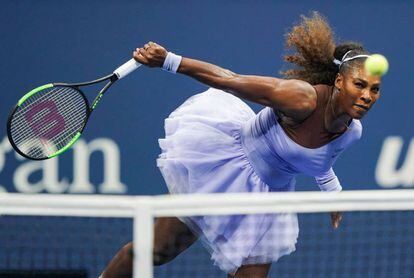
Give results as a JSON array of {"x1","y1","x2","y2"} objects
[
  {"x1": 276, "y1": 85, "x2": 347, "y2": 149},
  {"x1": 239, "y1": 84, "x2": 362, "y2": 190}
]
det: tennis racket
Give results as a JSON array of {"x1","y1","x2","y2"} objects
[{"x1": 7, "y1": 58, "x2": 141, "y2": 160}]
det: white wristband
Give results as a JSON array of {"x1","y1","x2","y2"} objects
[{"x1": 162, "y1": 52, "x2": 182, "y2": 74}]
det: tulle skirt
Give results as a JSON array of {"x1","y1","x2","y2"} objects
[{"x1": 157, "y1": 88, "x2": 298, "y2": 274}]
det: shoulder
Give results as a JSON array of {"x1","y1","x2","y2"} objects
[
  {"x1": 274, "y1": 79, "x2": 317, "y2": 121},
  {"x1": 282, "y1": 79, "x2": 317, "y2": 99}
]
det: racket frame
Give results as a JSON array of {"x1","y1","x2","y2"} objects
[
  {"x1": 7, "y1": 73, "x2": 119, "y2": 160},
  {"x1": 7, "y1": 57, "x2": 140, "y2": 160}
]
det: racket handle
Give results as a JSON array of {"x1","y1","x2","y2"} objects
[{"x1": 114, "y1": 58, "x2": 142, "y2": 79}]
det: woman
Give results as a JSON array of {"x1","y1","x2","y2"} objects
[{"x1": 102, "y1": 12, "x2": 382, "y2": 278}]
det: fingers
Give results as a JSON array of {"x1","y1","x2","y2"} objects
[
  {"x1": 132, "y1": 41, "x2": 167, "y2": 67},
  {"x1": 133, "y1": 42, "x2": 155, "y2": 63},
  {"x1": 330, "y1": 212, "x2": 342, "y2": 229},
  {"x1": 143, "y1": 41, "x2": 157, "y2": 52},
  {"x1": 133, "y1": 48, "x2": 148, "y2": 64},
  {"x1": 333, "y1": 217, "x2": 340, "y2": 229}
]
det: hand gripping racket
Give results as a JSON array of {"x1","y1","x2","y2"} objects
[{"x1": 7, "y1": 58, "x2": 141, "y2": 160}]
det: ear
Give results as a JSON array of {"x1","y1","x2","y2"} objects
[{"x1": 334, "y1": 73, "x2": 343, "y2": 91}]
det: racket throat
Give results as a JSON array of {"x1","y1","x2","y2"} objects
[{"x1": 91, "y1": 80, "x2": 115, "y2": 110}]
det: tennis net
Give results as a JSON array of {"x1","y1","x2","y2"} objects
[{"x1": 1, "y1": 190, "x2": 414, "y2": 277}]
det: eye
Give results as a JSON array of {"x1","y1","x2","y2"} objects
[
  {"x1": 371, "y1": 87, "x2": 380, "y2": 94},
  {"x1": 354, "y1": 82, "x2": 364, "y2": 88}
]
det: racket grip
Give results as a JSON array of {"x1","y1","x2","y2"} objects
[{"x1": 114, "y1": 58, "x2": 142, "y2": 79}]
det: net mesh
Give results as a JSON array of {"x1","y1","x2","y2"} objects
[
  {"x1": 0, "y1": 215, "x2": 132, "y2": 277},
  {"x1": 153, "y1": 211, "x2": 414, "y2": 278},
  {"x1": 1, "y1": 191, "x2": 414, "y2": 278},
  {"x1": 9, "y1": 86, "x2": 88, "y2": 159}
]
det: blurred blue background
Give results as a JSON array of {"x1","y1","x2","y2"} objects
[{"x1": 0, "y1": 0, "x2": 413, "y2": 277}]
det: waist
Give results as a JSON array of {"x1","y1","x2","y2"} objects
[{"x1": 239, "y1": 124, "x2": 295, "y2": 189}]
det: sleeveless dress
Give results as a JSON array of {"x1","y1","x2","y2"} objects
[{"x1": 157, "y1": 86, "x2": 362, "y2": 274}]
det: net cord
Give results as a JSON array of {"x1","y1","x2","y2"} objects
[{"x1": 1, "y1": 190, "x2": 414, "y2": 218}]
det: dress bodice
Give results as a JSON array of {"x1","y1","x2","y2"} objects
[{"x1": 240, "y1": 107, "x2": 362, "y2": 190}]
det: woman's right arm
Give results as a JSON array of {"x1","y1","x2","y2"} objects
[{"x1": 134, "y1": 42, "x2": 316, "y2": 122}]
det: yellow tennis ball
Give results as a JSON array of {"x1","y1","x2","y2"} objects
[{"x1": 365, "y1": 54, "x2": 389, "y2": 76}]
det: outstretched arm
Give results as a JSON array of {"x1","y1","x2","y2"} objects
[
  {"x1": 133, "y1": 42, "x2": 316, "y2": 122},
  {"x1": 314, "y1": 168, "x2": 343, "y2": 229}
]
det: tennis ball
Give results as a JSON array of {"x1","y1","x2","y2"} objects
[{"x1": 364, "y1": 54, "x2": 389, "y2": 76}]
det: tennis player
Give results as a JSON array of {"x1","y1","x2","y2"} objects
[{"x1": 101, "y1": 12, "x2": 382, "y2": 278}]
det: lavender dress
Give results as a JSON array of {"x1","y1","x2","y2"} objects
[{"x1": 157, "y1": 88, "x2": 362, "y2": 274}]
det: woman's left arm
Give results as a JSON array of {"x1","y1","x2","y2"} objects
[
  {"x1": 315, "y1": 168, "x2": 343, "y2": 229},
  {"x1": 314, "y1": 168, "x2": 342, "y2": 192}
]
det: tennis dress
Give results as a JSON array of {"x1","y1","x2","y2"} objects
[{"x1": 157, "y1": 85, "x2": 362, "y2": 274}]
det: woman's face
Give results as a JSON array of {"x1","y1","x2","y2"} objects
[{"x1": 335, "y1": 65, "x2": 382, "y2": 119}]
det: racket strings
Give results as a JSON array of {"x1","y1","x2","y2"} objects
[
  {"x1": 33, "y1": 100, "x2": 87, "y2": 155},
  {"x1": 12, "y1": 100, "x2": 86, "y2": 158},
  {"x1": 13, "y1": 86, "x2": 72, "y2": 115},
  {"x1": 14, "y1": 100, "x2": 86, "y2": 158},
  {"x1": 12, "y1": 88, "x2": 86, "y2": 142},
  {"x1": 31, "y1": 102, "x2": 87, "y2": 157},
  {"x1": 9, "y1": 86, "x2": 88, "y2": 159},
  {"x1": 11, "y1": 87, "x2": 80, "y2": 140},
  {"x1": 19, "y1": 88, "x2": 87, "y2": 156}
]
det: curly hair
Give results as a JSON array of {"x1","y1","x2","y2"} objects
[{"x1": 281, "y1": 12, "x2": 369, "y2": 85}]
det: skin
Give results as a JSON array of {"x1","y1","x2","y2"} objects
[
  {"x1": 102, "y1": 218, "x2": 197, "y2": 278},
  {"x1": 134, "y1": 42, "x2": 317, "y2": 123},
  {"x1": 101, "y1": 42, "x2": 381, "y2": 278},
  {"x1": 331, "y1": 66, "x2": 381, "y2": 128}
]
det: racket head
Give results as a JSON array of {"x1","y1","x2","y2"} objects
[{"x1": 7, "y1": 84, "x2": 90, "y2": 160}]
